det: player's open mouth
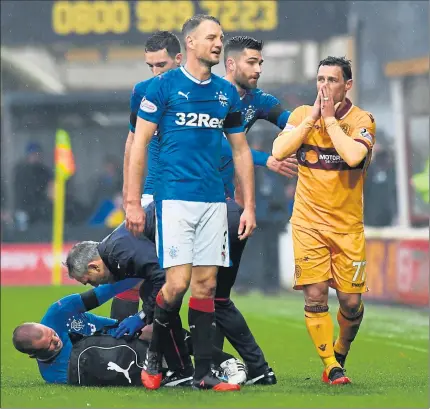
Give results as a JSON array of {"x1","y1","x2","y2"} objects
[{"x1": 211, "y1": 50, "x2": 221, "y2": 55}]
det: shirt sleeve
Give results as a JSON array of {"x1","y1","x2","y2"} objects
[
  {"x1": 137, "y1": 76, "x2": 169, "y2": 125},
  {"x1": 92, "y1": 279, "x2": 142, "y2": 306},
  {"x1": 352, "y1": 112, "x2": 376, "y2": 151},
  {"x1": 274, "y1": 109, "x2": 291, "y2": 129},
  {"x1": 258, "y1": 92, "x2": 291, "y2": 129},
  {"x1": 283, "y1": 105, "x2": 307, "y2": 130},
  {"x1": 42, "y1": 294, "x2": 86, "y2": 326},
  {"x1": 84, "y1": 313, "x2": 118, "y2": 332},
  {"x1": 129, "y1": 85, "x2": 141, "y2": 132},
  {"x1": 223, "y1": 86, "x2": 244, "y2": 134},
  {"x1": 251, "y1": 149, "x2": 270, "y2": 166}
]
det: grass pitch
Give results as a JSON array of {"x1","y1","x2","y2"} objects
[{"x1": 1, "y1": 286, "x2": 428, "y2": 408}]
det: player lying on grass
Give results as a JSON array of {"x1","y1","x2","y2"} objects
[
  {"x1": 12, "y1": 281, "x2": 244, "y2": 386},
  {"x1": 272, "y1": 56, "x2": 376, "y2": 385},
  {"x1": 117, "y1": 31, "x2": 297, "y2": 387}
]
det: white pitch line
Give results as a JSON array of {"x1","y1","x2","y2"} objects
[
  {"x1": 278, "y1": 318, "x2": 429, "y2": 354},
  {"x1": 360, "y1": 338, "x2": 428, "y2": 354}
]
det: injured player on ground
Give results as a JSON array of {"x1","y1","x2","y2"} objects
[{"x1": 12, "y1": 282, "x2": 246, "y2": 386}]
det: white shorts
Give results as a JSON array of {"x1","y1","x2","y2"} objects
[
  {"x1": 155, "y1": 200, "x2": 229, "y2": 269},
  {"x1": 141, "y1": 194, "x2": 154, "y2": 207}
]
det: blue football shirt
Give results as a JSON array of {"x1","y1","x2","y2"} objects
[
  {"x1": 130, "y1": 78, "x2": 159, "y2": 195},
  {"x1": 36, "y1": 279, "x2": 140, "y2": 384},
  {"x1": 37, "y1": 295, "x2": 117, "y2": 384},
  {"x1": 137, "y1": 66, "x2": 244, "y2": 203}
]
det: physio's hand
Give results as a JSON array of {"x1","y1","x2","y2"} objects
[
  {"x1": 266, "y1": 155, "x2": 298, "y2": 178},
  {"x1": 112, "y1": 314, "x2": 146, "y2": 340},
  {"x1": 125, "y1": 201, "x2": 145, "y2": 236}
]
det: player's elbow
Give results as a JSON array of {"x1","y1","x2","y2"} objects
[
  {"x1": 272, "y1": 147, "x2": 284, "y2": 161},
  {"x1": 272, "y1": 137, "x2": 289, "y2": 160},
  {"x1": 345, "y1": 157, "x2": 363, "y2": 168},
  {"x1": 344, "y1": 145, "x2": 368, "y2": 168}
]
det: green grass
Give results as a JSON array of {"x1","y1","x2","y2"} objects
[{"x1": 1, "y1": 286, "x2": 429, "y2": 408}]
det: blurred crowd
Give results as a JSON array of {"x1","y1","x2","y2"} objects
[{"x1": 1, "y1": 142, "x2": 123, "y2": 234}]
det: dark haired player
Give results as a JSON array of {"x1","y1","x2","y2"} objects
[{"x1": 273, "y1": 56, "x2": 376, "y2": 385}]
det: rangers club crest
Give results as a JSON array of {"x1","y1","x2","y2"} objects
[
  {"x1": 243, "y1": 105, "x2": 256, "y2": 123},
  {"x1": 215, "y1": 91, "x2": 229, "y2": 107},
  {"x1": 67, "y1": 317, "x2": 84, "y2": 332}
]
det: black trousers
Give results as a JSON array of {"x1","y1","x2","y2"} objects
[{"x1": 213, "y1": 200, "x2": 269, "y2": 377}]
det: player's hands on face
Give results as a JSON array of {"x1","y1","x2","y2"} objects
[
  {"x1": 320, "y1": 85, "x2": 341, "y2": 118},
  {"x1": 266, "y1": 154, "x2": 298, "y2": 178},
  {"x1": 311, "y1": 90, "x2": 322, "y2": 121},
  {"x1": 238, "y1": 207, "x2": 257, "y2": 241},
  {"x1": 125, "y1": 202, "x2": 145, "y2": 236}
]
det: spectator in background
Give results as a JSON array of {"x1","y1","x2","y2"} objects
[
  {"x1": 364, "y1": 143, "x2": 397, "y2": 226},
  {"x1": 90, "y1": 155, "x2": 123, "y2": 214},
  {"x1": 13, "y1": 142, "x2": 53, "y2": 227}
]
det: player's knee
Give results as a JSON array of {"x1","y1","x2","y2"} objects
[
  {"x1": 190, "y1": 275, "x2": 217, "y2": 299},
  {"x1": 338, "y1": 294, "x2": 362, "y2": 316},
  {"x1": 164, "y1": 280, "x2": 188, "y2": 303},
  {"x1": 303, "y1": 282, "x2": 329, "y2": 306}
]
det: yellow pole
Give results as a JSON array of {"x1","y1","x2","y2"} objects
[{"x1": 52, "y1": 171, "x2": 66, "y2": 286}]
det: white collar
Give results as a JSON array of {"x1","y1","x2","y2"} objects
[{"x1": 180, "y1": 66, "x2": 212, "y2": 85}]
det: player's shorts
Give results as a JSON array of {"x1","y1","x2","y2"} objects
[
  {"x1": 292, "y1": 224, "x2": 368, "y2": 294},
  {"x1": 155, "y1": 200, "x2": 229, "y2": 269},
  {"x1": 141, "y1": 194, "x2": 154, "y2": 208}
]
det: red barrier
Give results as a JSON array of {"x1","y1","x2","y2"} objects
[
  {"x1": 1, "y1": 240, "x2": 429, "y2": 308},
  {"x1": 364, "y1": 239, "x2": 429, "y2": 307},
  {"x1": 0, "y1": 243, "x2": 79, "y2": 286}
]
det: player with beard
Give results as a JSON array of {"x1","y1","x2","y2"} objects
[{"x1": 213, "y1": 35, "x2": 298, "y2": 385}]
